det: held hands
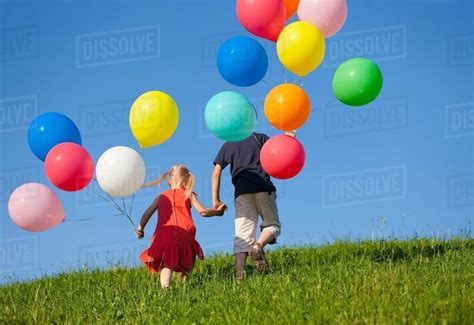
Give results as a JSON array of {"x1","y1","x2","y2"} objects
[
  {"x1": 214, "y1": 201, "x2": 228, "y2": 217},
  {"x1": 136, "y1": 226, "x2": 144, "y2": 239},
  {"x1": 285, "y1": 131, "x2": 296, "y2": 138},
  {"x1": 215, "y1": 203, "x2": 227, "y2": 216}
]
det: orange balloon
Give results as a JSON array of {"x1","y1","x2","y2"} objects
[
  {"x1": 264, "y1": 83, "x2": 311, "y2": 131},
  {"x1": 283, "y1": 0, "x2": 300, "y2": 19}
]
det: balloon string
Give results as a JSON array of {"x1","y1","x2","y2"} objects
[
  {"x1": 311, "y1": 98, "x2": 339, "y2": 112},
  {"x1": 261, "y1": 79, "x2": 269, "y2": 85},
  {"x1": 282, "y1": 65, "x2": 287, "y2": 83},
  {"x1": 129, "y1": 194, "x2": 135, "y2": 217},
  {"x1": 93, "y1": 177, "x2": 136, "y2": 229},
  {"x1": 63, "y1": 218, "x2": 93, "y2": 222},
  {"x1": 122, "y1": 197, "x2": 127, "y2": 216}
]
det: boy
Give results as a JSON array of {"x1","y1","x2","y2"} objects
[{"x1": 212, "y1": 132, "x2": 281, "y2": 282}]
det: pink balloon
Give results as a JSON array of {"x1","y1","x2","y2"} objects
[
  {"x1": 45, "y1": 142, "x2": 94, "y2": 192},
  {"x1": 260, "y1": 135, "x2": 306, "y2": 179},
  {"x1": 8, "y1": 183, "x2": 64, "y2": 232},
  {"x1": 236, "y1": 0, "x2": 286, "y2": 42},
  {"x1": 297, "y1": 0, "x2": 348, "y2": 38}
]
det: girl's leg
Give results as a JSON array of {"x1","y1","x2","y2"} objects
[
  {"x1": 160, "y1": 268, "x2": 173, "y2": 288},
  {"x1": 171, "y1": 272, "x2": 188, "y2": 283}
]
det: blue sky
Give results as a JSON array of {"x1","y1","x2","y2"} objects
[{"x1": 0, "y1": 0, "x2": 473, "y2": 285}]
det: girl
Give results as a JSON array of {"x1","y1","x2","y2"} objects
[{"x1": 136, "y1": 164, "x2": 226, "y2": 288}]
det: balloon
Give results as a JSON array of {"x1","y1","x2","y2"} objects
[
  {"x1": 96, "y1": 146, "x2": 146, "y2": 197},
  {"x1": 45, "y1": 142, "x2": 94, "y2": 191},
  {"x1": 217, "y1": 36, "x2": 268, "y2": 87},
  {"x1": 277, "y1": 21, "x2": 326, "y2": 77},
  {"x1": 129, "y1": 91, "x2": 179, "y2": 148},
  {"x1": 283, "y1": 0, "x2": 300, "y2": 19},
  {"x1": 264, "y1": 83, "x2": 311, "y2": 131},
  {"x1": 28, "y1": 112, "x2": 82, "y2": 162},
  {"x1": 260, "y1": 135, "x2": 305, "y2": 179},
  {"x1": 8, "y1": 183, "x2": 64, "y2": 232},
  {"x1": 205, "y1": 91, "x2": 256, "y2": 142},
  {"x1": 236, "y1": 0, "x2": 286, "y2": 42},
  {"x1": 332, "y1": 58, "x2": 383, "y2": 106},
  {"x1": 298, "y1": 0, "x2": 348, "y2": 37}
]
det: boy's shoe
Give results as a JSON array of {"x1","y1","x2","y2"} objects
[{"x1": 249, "y1": 243, "x2": 270, "y2": 274}]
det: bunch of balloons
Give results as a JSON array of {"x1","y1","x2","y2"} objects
[
  {"x1": 8, "y1": 87, "x2": 180, "y2": 233},
  {"x1": 205, "y1": 0, "x2": 383, "y2": 180},
  {"x1": 9, "y1": 112, "x2": 93, "y2": 232}
]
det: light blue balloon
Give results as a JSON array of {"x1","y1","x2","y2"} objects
[{"x1": 205, "y1": 91, "x2": 256, "y2": 142}]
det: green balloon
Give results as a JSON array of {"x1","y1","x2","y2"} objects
[{"x1": 332, "y1": 58, "x2": 383, "y2": 107}]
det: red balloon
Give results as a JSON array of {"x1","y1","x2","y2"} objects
[
  {"x1": 260, "y1": 135, "x2": 305, "y2": 179},
  {"x1": 45, "y1": 142, "x2": 94, "y2": 191},
  {"x1": 236, "y1": 0, "x2": 286, "y2": 42}
]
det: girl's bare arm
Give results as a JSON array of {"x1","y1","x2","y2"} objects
[
  {"x1": 191, "y1": 194, "x2": 226, "y2": 217},
  {"x1": 136, "y1": 197, "x2": 158, "y2": 238}
]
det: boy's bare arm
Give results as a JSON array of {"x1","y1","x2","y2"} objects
[{"x1": 212, "y1": 164, "x2": 223, "y2": 208}]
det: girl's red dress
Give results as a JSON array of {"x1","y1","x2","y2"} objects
[{"x1": 139, "y1": 188, "x2": 204, "y2": 274}]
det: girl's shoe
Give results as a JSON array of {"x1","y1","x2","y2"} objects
[{"x1": 249, "y1": 243, "x2": 270, "y2": 274}]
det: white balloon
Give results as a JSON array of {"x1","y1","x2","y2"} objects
[{"x1": 96, "y1": 146, "x2": 146, "y2": 197}]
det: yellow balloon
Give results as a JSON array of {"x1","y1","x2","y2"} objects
[
  {"x1": 277, "y1": 21, "x2": 326, "y2": 77},
  {"x1": 129, "y1": 91, "x2": 179, "y2": 148}
]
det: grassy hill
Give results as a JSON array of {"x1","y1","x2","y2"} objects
[{"x1": 1, "y1": 239, "x2": 473, "y2": 324}]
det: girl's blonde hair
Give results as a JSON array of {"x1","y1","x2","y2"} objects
[{"x1": 142, "y1": 164, "x2": 195, "y2": 199}]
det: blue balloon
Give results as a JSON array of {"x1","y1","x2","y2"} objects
[
  {"x1": 28, "y1": 112, "x2": 82, "y2": 161},
  {"x1": 205, "y1": 91, "x2": 256, "y2": 142},
  {"x1": 217, "y1": 36, "x2": 268, "y2": 87}
]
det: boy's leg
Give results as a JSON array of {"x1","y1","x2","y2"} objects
[
  {"x1": 255, "y1": 191, "x2": 281, "y2": 249},
  {"x1": 160, "y1": 268, "x2": 173, "y2": 288},
  {"x1": 234, "y1": 194, "x2": 259, "y2": 281},
  {"x1": 235, "y1": 252, "x2": 247, "y2": 283},
  {"x1": 256, "y1": 228, "x2": 277, "y2": 248}
]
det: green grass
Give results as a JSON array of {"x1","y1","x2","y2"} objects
[{"x1": 1, "y1": 239, "x2": 473, "y2": 324}]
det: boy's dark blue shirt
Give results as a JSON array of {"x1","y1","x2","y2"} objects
[{"x1": 213, "y1": 132, "x2": 276, "y2": 198}]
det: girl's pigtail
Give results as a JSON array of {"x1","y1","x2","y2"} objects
[
  {"x1": 141, "y1": 172, "x2": 169, "y2": 188},
  {"x1": 185, "y1": 172, "x2": 195, "y2": 199}
]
